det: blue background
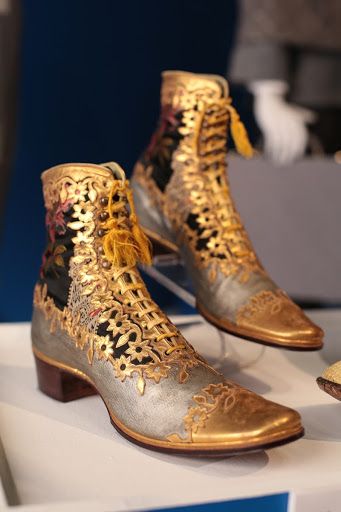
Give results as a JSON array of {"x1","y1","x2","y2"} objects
[
  {"x1": 153, "y1": 493, "x2": 289, "y2": 512},
  {"x1": 0, "y1": 0, "x2": 238, "y2": 322}
]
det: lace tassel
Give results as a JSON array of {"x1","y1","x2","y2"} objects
[
  {"x1": 127, "y1": 187, "x2": 152, "y2": 265},
  {"x1": 131, "y1": 221, "x2": 152, "y2": 265},
  {"x1": 227, "y1": 102, "x2": 254, "y2": 159},
  {"x1": 102, "y1": 182, "x2": 152, "y2": 267},
  {"x1": 103, "y1": 224, "x2": 140, "y2": 267}
]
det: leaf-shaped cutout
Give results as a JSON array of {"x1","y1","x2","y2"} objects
[
  {"x1": 60, "y1": 186, "x2": 68, "y2": 203},
  {"x1": 98, "y1": 309, "x2": 113, "y2": 323},
  {"x1": 166, "y1": 433, "x2": 188, "y2": 443},
  {"x1": 223, "y1": 394, "x2": 236, "y2": 413},
  {"x1": 87, "y1": 343, "x2": 94, "y2": 364},
  {"x1": 54, "y1": 245, "x2": 66, "y2": 255},
  {"x1": 116, "y1": 332, "x2": 130, "y2": 348},
  {"x1": 116, "y1": 325, "x2": 141, "y2": 348},
  {"x1": 271, "y1": 303, "x2": 281, "y2": 315},
  {"x1": 67, "y1": 221, "x2": 84, "y2": 230},
  {"x1": 179, "y1": 369, "x2": 189, "y2": 383},
  {"x1": 88, "y1": 188, "x2": 97, "y2": 203},
  {"x1": 137, "y1": 376, "x2": 145, "y2": 396},
  {"x1": 193, "y1": 395, "x2": 207, "y2": 405},
  {"x1": 54, "y1": 255, "x2": 64, "y2": 267},
  {"x1": 200, "y1": 229, "x2": 212, "y2": 238},
  {"x1": 72, "y1": 255, "x2": 86, "y2": 264}
]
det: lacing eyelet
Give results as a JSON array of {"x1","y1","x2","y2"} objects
[
  {"x1": 99, "y1": 211, "x2": 109, "y2": 221},
  {"x1": 102, "y1": 259, "x2": 111, "y2": 269}
]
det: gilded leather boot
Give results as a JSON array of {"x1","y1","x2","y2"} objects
[
  {"x1": 317, "y1": 362, "x2": 341, "y2": 400},
  {"x1": 32, "y1": 161, "x2": 304, "y2": 455},
  {"x1": 132, "y1": 70, "x2": 324, "y2": 350}
]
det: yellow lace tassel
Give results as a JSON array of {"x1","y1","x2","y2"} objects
[
  {"x1": 226, "y1": 101, "x2": 254, "y2": 159},
  {"x1": 102, "y1": 180, "x2": 152, "y2": 267},
  {"x1": 127, "y1": 186, "x2": 152, "y2": 265},
  {"x1": 103, "y1": 222, "x2": 142, "y2": 267}
]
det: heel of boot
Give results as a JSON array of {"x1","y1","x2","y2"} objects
[{"x1": 34, "y1": 355, "x2": 97, "y2": 402}]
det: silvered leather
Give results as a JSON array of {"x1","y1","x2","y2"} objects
[
  {"x1": 180, "y1": 244, "x2": 278, "y2": 321},
  {"x1": 33, "y1": 159, "x2": 305, "y2": 451},
  {"x1": 132, "y1": 177, "x2": 323, "y2": 348},
  {"x1": 132, "y1": 178, "x2": 176, "y2": 246},
  {"x1": 32, "y1": 307, "x2": 302, "y2": 447},
  {"x1": 132, "y1": 70, "x2": 324, "y2": 348},
  {"x1": 31, "y1": 307, "x2": 221, "y2": 440},
  {"x1": 131, "y1": 178, "x2": 277, "y2": 322}
]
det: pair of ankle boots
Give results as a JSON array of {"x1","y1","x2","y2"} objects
[{"x1": 31, "y1": 71, "x2": 327, "y2": 457}]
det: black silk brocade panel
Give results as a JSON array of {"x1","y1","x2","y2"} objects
[
  {"x1": 38, "y1": 207, "x2": 74, "y2": 310},
  {"x1": 142, "y1": 107, "x2": 223, "y2": 253},
  {"x1": 97, "y1": 319, "x2": 152, "y2": 366},
  {"x1": 142, "y1": 110, "x2": 183, "y2": 192}
]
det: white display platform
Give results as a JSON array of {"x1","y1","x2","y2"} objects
[{"x1": 1, "y1": 310, "x2": 341, "y2": 511}]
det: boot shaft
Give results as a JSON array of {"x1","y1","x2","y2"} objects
[
  {"x1": 143, "y1": 71, "x2": 252, "y2": 189},
  {"x1": 134, "y1": 71, "x2": 257, "y2": 278},
  {"x1": 39, "y1": 163, "x2": 114, "y2": 310},
  {"x1": 36, "y1": 162, "x2": 197, "y2": 387}
]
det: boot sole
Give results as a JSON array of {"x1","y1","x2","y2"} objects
[
  {"x1": 33, "y1": 346, "x2": 304, "y2": 457},
  {"x1": 317, "y1": 377, "x2": 341, "y2": 401}
]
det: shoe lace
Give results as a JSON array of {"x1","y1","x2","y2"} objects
[
  {"x1": 102, "y1": 179, "x2": 152, "y2": 267},
  {"x1": 197, "y1": 98, "x2": 256, "y2": 261},
  {"x1": 101, "y1": 180, "x2": 185, "y2": 353}
]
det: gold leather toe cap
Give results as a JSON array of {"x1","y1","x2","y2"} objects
[
  {"x1": 236, "y1": 290, "x2": 324, "y2": 349},
  {"x1": 186, "y1": 382, "x2": 303, "y2": 451}
]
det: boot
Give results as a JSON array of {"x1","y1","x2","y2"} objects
[
  {"x1": 317, "y1": 362, "x2": 341, "y2": 400},
  {"x1": 32, "y1": 161, "x2": 304, "y2": 455},
  {"x1": 131, "y1": 70, "x2": 324, "y2": 350}
]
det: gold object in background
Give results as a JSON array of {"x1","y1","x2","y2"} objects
[{"x1": 317, "y1": 361, "x2": 341, "y2": 400}]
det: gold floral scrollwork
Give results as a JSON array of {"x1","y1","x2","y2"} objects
[
  {"x1": 36, "y1": 166, "x2": 201, "y2": 396},
  {"x1": 166, "y1": 382, "x2": 237, "y2": 443},
  {"x1": 134, "y1": 78, "x2": 265, "y2": 284},
  {"x1": 236, "y1": 289, "x2": 309, "y2": 329}
]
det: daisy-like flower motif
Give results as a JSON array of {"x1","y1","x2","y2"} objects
[
  {"x1": 96, "y1": 335, "x2": 114, "y2": 360},
  {"x1": 71, "y1": 230, "x2": 94, "y2": 245},
  {"x1": 125, "y1": 339, "x2": 152, "y2": 363},
  {"x1": 207, "y1": 236, "x2": 225, "y2": 254},
  {"x1": 184, "y1": 406, "x2": 208, "y2": 434},
  {"x1": 113, "y1": 355, "x2": 131, "y2": 381},
  {"x1": 72, "y1": 245, "x2": 97, "y2": 265},
  {"x1": 72, "y1": 202, "x2": 95, "y2": 223},
  {"x1": 144, "y1": 361, "x2": 170, "y2": 383},
  {"x1": 107, "y1": 313, "x2": 130, "y2": 335},
  {"x1": 64, "y1": 181, "x2": 88, "y2": 203}
]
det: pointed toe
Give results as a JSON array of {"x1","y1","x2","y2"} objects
[
  {"x1": 235, "y1": 290, "x2": 324, "y2": 349},
  {"x1": 185, "y1": 381, "x2": 304, "y2": 452}
]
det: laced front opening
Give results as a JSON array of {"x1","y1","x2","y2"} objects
[
  {"x1": 194, "y1": 98, "x2": 255, "y2": 261},
  {"x1": 100, "y1": 180, "x2": 185, "y2": 354},
  {"x1": 102, "y1": 180, "x2": 152, "y2": 267}
]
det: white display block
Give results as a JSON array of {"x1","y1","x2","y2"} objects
[{"x1": 0, "y1": 310, "x2": 341, "y2": 511}]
